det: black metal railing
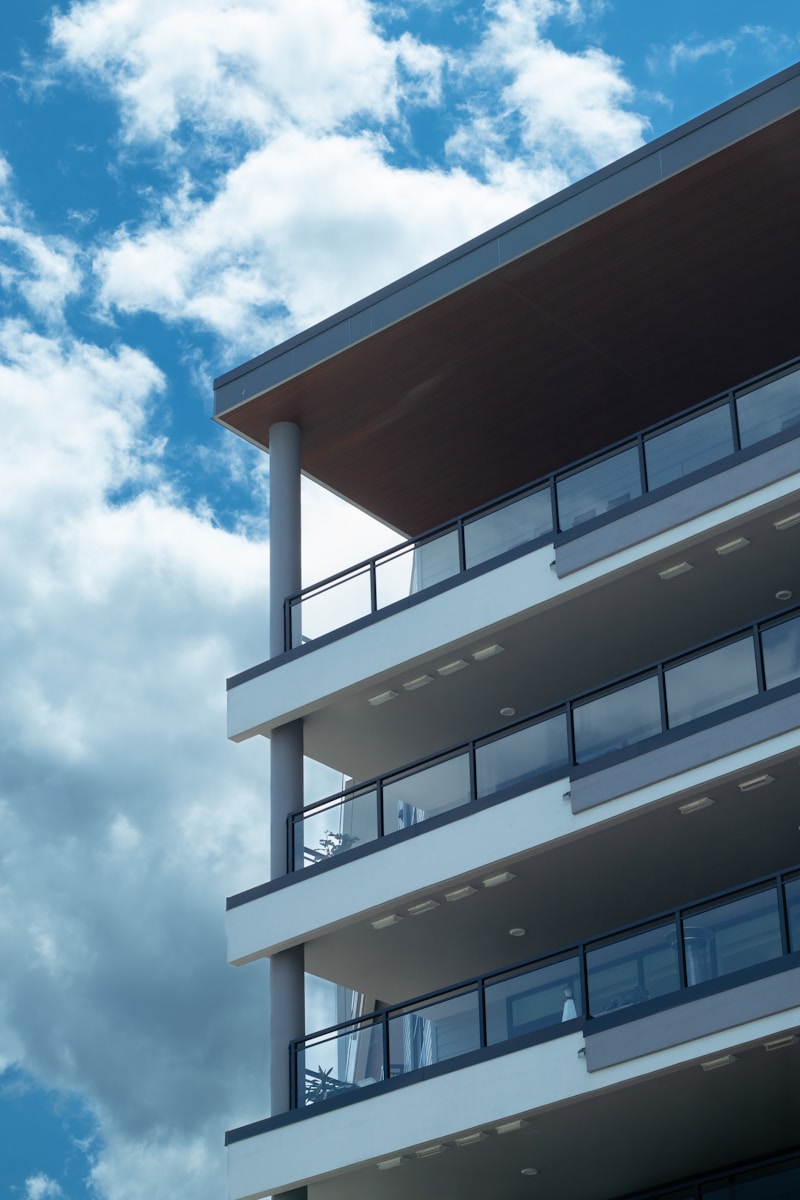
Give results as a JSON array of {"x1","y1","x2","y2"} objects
[
  {"x1": 291, "y1": 865, "x2": 800, "y2": 1108},
  {"x1": 290, "y1": 604, "x2": 800, "y2": 872},
  {"x1": 285, "y1": 357, "x2": 800, "y2": 649}
]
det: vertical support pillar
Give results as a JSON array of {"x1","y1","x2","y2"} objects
[{"x1": 267, "y1": 421, "x2": 305, "y2": 1151}]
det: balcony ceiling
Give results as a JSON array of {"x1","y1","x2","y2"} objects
[{"x1": 214, "y1": 73, "x2": 800, "y2": 536}]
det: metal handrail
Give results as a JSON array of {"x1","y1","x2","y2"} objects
[
  {"x1": 289, "y1": 601, "x2": 800, "y2": 871},
  {"x1": 291, "y1": 864, "x2": 800, "y2": 1106},
  {"x1": 284, "y1": 355, "x2": 800, "y2": 650}
]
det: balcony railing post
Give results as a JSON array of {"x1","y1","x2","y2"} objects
[
  {"x1": 657, "y1": 662, "x2": 668, "y2": 733},
  {"x1": 636, "y1": 431, "x2": 648, "y2": 496},
  {"x1": 469, "y1": 739, "x2": 478, "y2": 804},
  {"x1": 729, "y1": 390, "x2": 742, "y2": 452},
  {"x1": 549, "y1": 474, "x2": 560, "y2": 534},
  {"x1": 457, "y1": 517, "x2": 467, "y2": 573},
  {"x1": 382, "y1": 1010, "x2": 391, "y2": 1081},
  {"x1": 777, "y1": 874, "x2": 791, "y2": 956},
  {"x1": 289, "y1": 1039, "x2": 299, "y2": 1108},
  {"x1": 565, "y1": 699, "x2": 576, "y2": 768},
  {"x1": 754, "y1": 622, "x2": 767, "y2": 694},
  {"x1": 370, "y1": 558, "x2": 378, "y2": 615},
  {"x1": 376, "y1": 779, "x2": 385, "y2": 839},
  {"x1": 578, "y1": 943, "x2": 590, "y2": 1020},
  {"x1": 676, "y1": 912, "x2": 688, "y2": 990},
  {"x1": 478, "y1": 978, "x2": 488, "y2": 1049}
]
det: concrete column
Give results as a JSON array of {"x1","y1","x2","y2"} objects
[
  {"x1": 269, "y1": 421, "x2": 301, "y2": 658},
  {"x1": 267, "y1": 422, "x2": 304, "y2": 1143}
]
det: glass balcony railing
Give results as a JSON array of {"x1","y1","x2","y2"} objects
[
  {"x1": 292, "y1": 866, "x2": 800, "y2": 1108},
  {"x1": 290, "y1": 605, "x2": 800, "y2": 872},
  {"x1": 285, "y1": 358, "x2": 800, "y2": 649}
]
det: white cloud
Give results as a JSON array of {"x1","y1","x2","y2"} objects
[
  {"x1": 25, "y1": 1175, "x2": 64, "y2": 1200},
  {"x1": 663, "y1": 36, "x2": 738, "y2": 73},
  {"x1": 49, "y1": 0, "x2": 440, "y2": 147}
]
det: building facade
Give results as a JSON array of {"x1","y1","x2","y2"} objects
[{"x1": 214, "y1": 63, "x2": 800, "y2": 1200}]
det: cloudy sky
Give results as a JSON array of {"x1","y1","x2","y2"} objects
[{"x1": 1, "y1": 2, "x2": 799, "y2": 1198}]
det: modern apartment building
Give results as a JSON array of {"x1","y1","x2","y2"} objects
[{"x1": 214, "y1": 63, "x2": 800, "y2": 1200}]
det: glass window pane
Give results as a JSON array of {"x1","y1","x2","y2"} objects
[
  {"x1": 292, "y1": 566, "x2": 371, "y2": 645},
  {"x1": 299, "y1": 1019, "x2": 385, "y2": 1104},
  {"x1": 573, "y1": 675, "x2": 662, "y2": 764},
  {"x1": 587, "y1": 921, "x2": 680, "y2": 1016},
  {"x1": 409, "y1": 529, "x2": 460, "y2": 592},
  {"x1": 784, "y1": 875, "x2": 800, "y2": 953},
  {"x1": 485, "y1": 955, "x2": 581, "y2": 1045},
  {"x1": 666, "y1": 637, "x2": 758, "y2": 728},
  {"x1": 464, "y1": 487, "x2": 553, "y2": 569},
  {"x1": 736, "y1": 366, "x2": 800, "y2": 448},
  {"x1": 375, "y1": 542, "x2": 414, "y2": 610},
  {"x1": 683, "y1": 888, "x2": 782, "y2": 984},
  {"x1": 762, "y1": 615, "x2": 800, "y2": 691},
  {"x1": 388, "y1": 989, "x2": 480, "y2": 1075},
  {"x1": 475, "y1": 712, "x2": 569, "y2": 798},
  {"x1": 645, "y1": 403, "x2": 734, "y2": 491},
  {"x1": 382, "y1": 752, "x2": 471, "y2": 836},
  {"x1": 294, "y1": 787, "x2": 378, "y2": 870},
  {"x1": 556, "y1": 445, "x2": 642, "y2": 531}
]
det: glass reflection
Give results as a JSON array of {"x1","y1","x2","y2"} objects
[
  {"x1": 294, "y1": 786, "x2": 378, "y2": 870},
  {"x1": 736, "y1": 366, "x2": 800, "y2": 448},
  {"x1": 409, "y1": 529, "x2": 460, "y2": 592},
  {"x1": 556, "y1": 445, "x2": 642, "y2": 531},
  {"x1": 485, "y1": 955, "x2": 581, "y2": 1044},
  {"x1": 475, "y1": 712, "x2": 569, "y2": 798},
  {"x1": 292, "y1": 565, "x2": 371, "y2": 646},
  {"x1": 573, "y1": 675, "x2": 662, "y2": 764},
  {"x1": 761, "y1": 614, "x2": 800, "y2": 691},
  {"x1": 464, "y1": 487, "x2": 552, "y2": 568},
  {"x1": 382, "y1": 752, "x2": 471, "y2": 836},
  {"x1": 645, "y1": 403, "x2": 734, "y2": 490},
  {"x1": 388, "y1": 989, "x2": 480, "y2": 1075},
  {"x1": 587, "y1": 921, "x2": 680, "y2": 1016},
  {"x1": 682, "y1": 888, "x2": 782, "y2": 984},
  {"x1": 666, "y1": 637, "x2": 758, "y2": 727}
]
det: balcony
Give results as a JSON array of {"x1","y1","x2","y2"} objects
[
  {"x1": 285, "y1": 604, "x2": 800, "y2": 876},
  {"x1": 292, "y1": 866, "x2": 800, "y2": 1110},
  {"x1": 285, "y1": 358, "x2": 800, "y2": 652}
]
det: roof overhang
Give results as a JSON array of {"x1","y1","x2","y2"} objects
[{"x1": 214, "y1": 64, "x2": 800, "y2": 535}]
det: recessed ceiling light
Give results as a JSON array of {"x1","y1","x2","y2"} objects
[
  {"x1": 416, "y1": 1144, "x2": 449, "y2": 1159},
  {"x1": 774, "y1": 512, "x2": 800, "y2": 531},
  {"x1": 371, "y1": 913, "x2": 403, "y2": 930},
  {"x1": 521, "y1": 1167, "x2": 539, "y2": 1176},
  {"x1": 658, "y1": 562, "x2": 693, "y2": 580},
  {"x1": 403, "y1": 674, "x2": 434, "y2": 691},
  {"x1": 701, "y1": 1054, "x2": 737, "y2": 1071},
  {"x1": 678, "y1": 796, "x2": 714, "y2": 815},
  {"x1": 438, "y1": 659, "x2": 469, "y2": 676},
  {"x1": 509, "y1": 927, "x2": 526, "y2": 937},
  {"x1": 715, "y1": 536, "x2": 750, "y2": 556},
  {"x1": 482, "y1": 870, "x2": 517, "y2": 888},
  {"x1": 368, "y1": 689, "x2": 398, "y2": 706},
  {"x1": 764, "y1": 1034, "x2": 797, "y2": 1051},
  {"x1": 738, "y1": 774, "x2": 774, "y2": 792},
  {"x1": 454, "y1": 1132, "x2": 488, "y2": 1148},
  {"x1": 776, "y1": 589, "x2": 793, "y2": 601},
  {"x1": 473, "y1": 644, "x2": 504, "y2": 661},
  {"x1": 444, "y1": 885, "x2": 477, "y2": 902},
  {"x1": 378, "y1": 1156, "x2": 410, "y2": 1170},
  {"x1": 500, "y1": 706, "x2": 516, "y2": 717},
  {"x1": 407, "y1": 899, "x2": 440, "y2": 916},
  {"x1": 495, "y1": 1119, "x2": 531, "y2": 1135}
]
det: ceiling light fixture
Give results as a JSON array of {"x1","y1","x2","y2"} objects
[
  {"x1": 407, "y1": 899, "x2": 440, "y2": 916},
  {"x1": 454, "y1": 1132, "x2": 488, "y2": 1148},
  {"x1": 509, "y1": 927, "x2": 526, "y2": 937},
  {"x1": 776, "y1": 589, "x2": 793, "y2": 601},
  {"x1": 521, "y1": 1167, "x2": 540, "y2": 1176},
  {"x1": 378, "y1": 1156, "x2": 410, "y2": 1170},
  {"x1": 482, "y1": 870, "x2": 517, "y2": 888},
  {"x1": 415, "y1": 1144, "x2": 449, "y2": 1159},
  {"x1": 500, "y1": 706, "x2": 517, "y2": 717},
  {"x1": 774, "y1": 512, "x2": 800, "y2": 531},
  {"x1": 495, "y1": 1119, "x2": 531, "y2": 1135},
  {"x1": 403, "y1": 674, "x2": 434, "y2": 691},
  {"x1": 438, "y1": 659, "x2": 469, "y2": 676},
  {"x1": 473, "y1": 643, "x2": 504, "y2": 661},
  {"x1": 700, "y1": 1054, "x2": 737, "y2": 1071},
  {"x1": 678, "y1": 796, "x2": 714, "y2": 815},
  {"x1": 444, "y1": 885, "x2": 477, "y2": 902},
  {"x1": 715, "y1": 536, "x2": 750, "y2": 556},
  {"x1": 764, "y1": 1034, "x2": 797, "y2": 1051},
  {"x1": 658, "y1": 562, "x2": 693, "y2": 580},
  {"x1": 368, "y1": 689, "x2": 398, "y2": 706},
  {"x1": 738, "y1": 774, "x2": 775, "y2": 792},
  {"x1": 371, "y1": 913, "x2": 403, "y2": 930}
]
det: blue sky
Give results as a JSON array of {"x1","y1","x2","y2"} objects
[{"x1": 1, "y1": 3, "x2": 798, "y2": 1198}]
